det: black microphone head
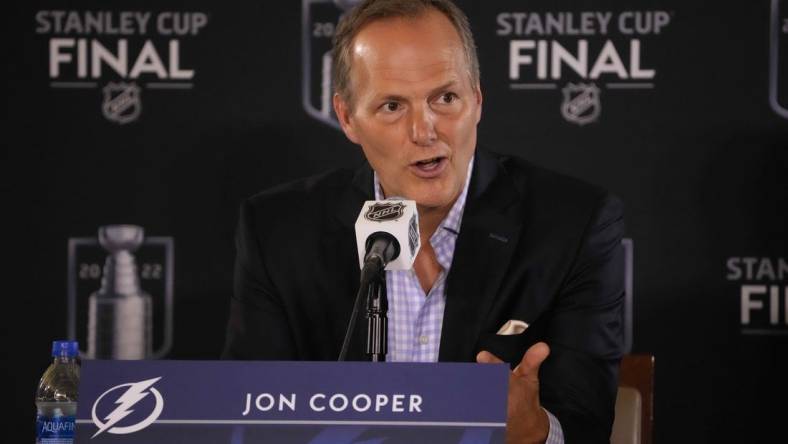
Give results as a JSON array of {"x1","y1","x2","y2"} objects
[{"x1": 365, "y1": 231, "x2": 400, "y2": 265}]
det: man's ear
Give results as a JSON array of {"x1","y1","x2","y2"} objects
[
  {"x1": 333, "y1": 93, "x2": 360, "y2": 144},
  {"x1": 473, "y1": 82, "x2": 483, "y2": 124}
]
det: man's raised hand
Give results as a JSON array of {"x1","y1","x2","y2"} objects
[{"x1": 476, "y1": 342, "x2": 551, "y2": 444}]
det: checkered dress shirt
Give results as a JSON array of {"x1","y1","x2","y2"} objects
[{"x1": 372, "y1": 156, "x2": 564, "y2": 443}]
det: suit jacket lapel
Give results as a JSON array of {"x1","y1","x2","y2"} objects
[{"x1": 439, "y1": 150, "x2": 525, "y2": 362}]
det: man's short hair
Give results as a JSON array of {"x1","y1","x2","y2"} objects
[{"x1": 331, "y1": 0, "x2": 480, "y2": 105}]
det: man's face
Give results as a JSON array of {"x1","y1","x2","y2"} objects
[{"x1": 334, "y1": 9, "x2": 482, "y2": 211}]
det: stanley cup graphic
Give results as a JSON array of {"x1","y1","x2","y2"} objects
[
  {"x1": 301, "y1": 0, "x2": 363, "y2": 128},
  {"x1": 87, "y1": 225, "x2": 153, "y2": 359}
]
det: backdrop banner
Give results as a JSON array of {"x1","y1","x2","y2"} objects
[{"x1": 8, "y1": 1, "x2": 787, "y2": 442}]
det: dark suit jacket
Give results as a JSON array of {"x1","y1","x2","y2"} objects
[{"x1": 223, "y1": 149, "x2": 625, "y2": 442}]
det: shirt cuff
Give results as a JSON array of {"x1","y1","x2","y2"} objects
[{"x1": 543, "y1": 408, "x2": 565, "y2": 444}]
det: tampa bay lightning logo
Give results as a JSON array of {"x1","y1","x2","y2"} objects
[{"x1": 91, "y1": 377, "x2": 164, "y2": 438}]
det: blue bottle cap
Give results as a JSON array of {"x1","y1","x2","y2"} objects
[{"x1": 51, "y1": 340, "x2": 79, "y2": 358}]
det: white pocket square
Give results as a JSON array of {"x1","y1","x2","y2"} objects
[{"x1": 496, "y1": 319, "x2": 529, "y2": 335}]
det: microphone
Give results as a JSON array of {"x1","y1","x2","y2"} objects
[
  {"x1": 338, "y1": 198, "x2": 421, "y2": 362},
  {"x1": 354, "y1": 198, "x2": 420, "y2": 273}
]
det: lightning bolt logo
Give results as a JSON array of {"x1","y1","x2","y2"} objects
[{"x1": 91, "y1": 377, "x2": 164, "y2": 438}]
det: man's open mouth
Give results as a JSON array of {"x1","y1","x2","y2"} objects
[
  {"x1": 413, "y1": 157, "x2": 444, "y2": 170},
  {"x1": 410, "y1": 156, "x2": 448, "y2": 178}
]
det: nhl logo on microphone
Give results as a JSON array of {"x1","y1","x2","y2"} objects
[{"x1": 365, "y1": 202, "x2": 405, "y2": 222}]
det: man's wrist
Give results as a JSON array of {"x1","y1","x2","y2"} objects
[{"x1": 542, "y1": 408, "x2": 565, "y2": 444}]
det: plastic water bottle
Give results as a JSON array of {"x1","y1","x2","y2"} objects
[{"x1": 35, "y1": 340, "x2": 80, "y2": 444}]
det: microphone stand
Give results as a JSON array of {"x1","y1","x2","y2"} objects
[
  {"x1": 338, "y1": 234, "x2": 397, "y2": 362},
  {"x1": 364, "y1": 266, "x2": 387, "y2": 362},
  {"x1": 338, "y1": 256, "x2": 389, "y2": 362}
]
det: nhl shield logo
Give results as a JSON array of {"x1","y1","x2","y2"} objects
[
  {"x1": 302, "y1": 0, "x2": 362, "y2": 129},
  {"x1": 365, "y1": 202, "x2": 405, "y2": 222},
  {"x1": 770, "y1": 0, "x2": 788, "y2": 119},
  {"x1": 561, "y1": 83, "x2": 601, "y2": 125},
  {"x1": 102, "y1": 82, "x2": 142, "y2": 124},
  {"x1": 408, "y1": 214, "x2": 419, "y2": 257}
]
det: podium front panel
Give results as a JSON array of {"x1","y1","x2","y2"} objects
[{"x1": 75, "y1": 360, "x2": 509, "y2": 443}]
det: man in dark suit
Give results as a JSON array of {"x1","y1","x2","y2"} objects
[{"x1": 223, "y1": 1, "x2": 624, "y2": 442}]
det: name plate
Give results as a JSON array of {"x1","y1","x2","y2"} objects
[{"x1": 76, "y1": 360, "x2": 508, "y2": 443}]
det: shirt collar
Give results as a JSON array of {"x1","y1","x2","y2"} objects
[{"x1": 373, "y1": 156, "x2": 475, "y2": 241}]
